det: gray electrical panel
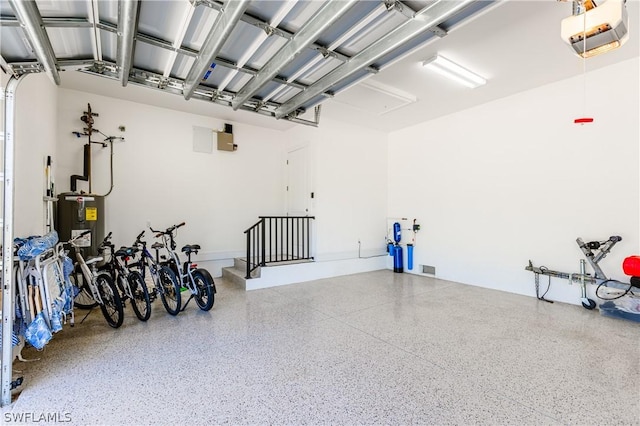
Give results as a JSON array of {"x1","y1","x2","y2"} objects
[{"x1": 56, "y1": 193, "x2": 105, "y2": 258}]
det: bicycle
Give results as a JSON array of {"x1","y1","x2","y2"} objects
[
  {"x1": 66, "y1": 230, "x2": 124, "y2": 328},
  {"x1": 150, "y1": 222, "x2": 216, "y2": 312},
  {"x1": 97, "y1": 232, "x2": 151, "y2": 321},
  {"x1": 128, "y1": 230, "x2": 182, "y2": 316}
]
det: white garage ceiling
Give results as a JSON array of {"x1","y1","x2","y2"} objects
[{"x1": 1, "y1": 0, "x2": 638, "y2": 132}]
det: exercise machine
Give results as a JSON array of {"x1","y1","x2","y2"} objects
[{"x1": 526, "y1": 236, "x2": 640, "y2": 309}]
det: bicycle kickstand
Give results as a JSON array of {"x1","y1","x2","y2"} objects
[{"x1": 180, "y1": 293, "x2": 194, "y2": 312}]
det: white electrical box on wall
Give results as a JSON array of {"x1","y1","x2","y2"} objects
[{"x1": 192, "y1": 126, "x2": 213, "y2": 154}]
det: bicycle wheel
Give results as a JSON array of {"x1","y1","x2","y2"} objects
[
  {"x1": 96, "y1": 273, "x2": 124, "y2": 328},
  {"x1": 128, "y1": 271, "x2": 151, "y2": 321},
  {"x1": 193, "y1": 270, "x2": 214, "y2": 311},
  {"x1": 158, "y1": 266, "x2": 181, "y2": 316},
  {"x1": 70, "y1": 270, "x2": 98, "y2": 309}
]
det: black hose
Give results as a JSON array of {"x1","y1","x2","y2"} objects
[{"x1": 596, "y1": 279, "x2": 634, "y2": 300}]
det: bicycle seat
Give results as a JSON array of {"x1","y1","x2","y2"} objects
[
  {"x1": 181, "y1": 244, "x2": 200, "y2": 253},
  {"x1": 151, "y1": 242, "x2": 164, "y2": 250},
  {"x1": 115, "y1": 247, "x2": 135, "y2": 257},
  {"x1": 85, "y1": 256, "x2": 103, "y2": 265}
]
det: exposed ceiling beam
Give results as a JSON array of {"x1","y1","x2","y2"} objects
[
  {"x1": 0, "y1": 17, "x2": 92, "y2": 27},
  {"x1": 79, "y1": 61, "x2": 320, "y2": 127},
  {"x1": 261, "y1": 2, "x2": 389, "y2": 105},
  {"x1": 183, "y1": 0, "x2": 250, "y2": 100},
  {"x1": 275, "y1": 0, "x2": 475, "y2": 119},
  {"x1": 162, "y1": 1, "x2": 196, "y2": 79},
  {"x1": 87, "y1": 0, "x2": 102, "y2": 62},
  {"x1": 116, "y1": 0, "x2": 140, "y2": 86},
  {"x1": 95, "y1": 20, "x2": 318, "y2": 94},
  {"x1": 7, "y1": 0, "x2": 60, "y2": 85},
  {"x1": 217, "y1": 0, "x2": 297, "y2": 93},
  {"x1": 231, "y1": 0, "x2": 358, "y2": 110},
  {"x1": 198, "y1": 0, "x2": 374, "y2": 73}
]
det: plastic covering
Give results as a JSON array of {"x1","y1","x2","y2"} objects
[
  {"x1": 15, "y1": 231, "x2": 59, "y2": 261},
  {"x1": 0, "y1": 325, "x2": 19, "y2": 351}
]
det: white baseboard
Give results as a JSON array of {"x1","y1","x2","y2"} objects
[{"x1": 245, "y1": 256, "x2": 388, "y2": 290}]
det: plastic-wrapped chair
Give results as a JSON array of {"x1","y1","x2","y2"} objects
[{"x1": 15, "y1": 231, "x2": 58, "y2": 261}]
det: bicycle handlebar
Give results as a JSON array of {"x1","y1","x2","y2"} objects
[
  {"x1": 133, "y1": 230, "x2": 147, "y2": 247},
  {"x1": 66, "y1": 229, "x2": 91, "y2": 246},
  {"x1": 95, "y1": 232, "x2": 115, "y2": 252},
  {"x1": 149, "y1": 222, "x2": 186, "y2": 235}
]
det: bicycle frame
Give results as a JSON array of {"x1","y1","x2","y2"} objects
[
  {"x1": 137, "y1": 246, "x2": 163, "y2": 292},
  {"x1": 130, "y1": 233, "x2": 169, "y2": 296},
  {"x1": 156, "y1": 230, "x2": 198, "y2": 294},
  {"x1": 149, "y1": 222, "x2": 215, "y2": 312},
  {"x1": 69, "y1": 238, "x2": 104, "y2": 305},
  {"x1": 107, "y1": 247, "x2": 134, "y2": 297}
]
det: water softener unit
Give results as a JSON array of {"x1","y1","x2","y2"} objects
[
  {"x1": 393, "y1": 222, "x2": 403, "y2": 273},
  {"x1": 56, "y1": 193, "x2": 105, "y2": 258}
]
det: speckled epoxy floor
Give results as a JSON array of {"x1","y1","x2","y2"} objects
[{"x1": 2, "y1": 270, "x2": 639, "y2": 425}]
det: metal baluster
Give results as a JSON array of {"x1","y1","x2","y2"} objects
[{"x1": 260, "y1": 218, "x2": 266, "y2": 266}]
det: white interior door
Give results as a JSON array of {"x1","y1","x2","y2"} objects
[{"x1": 287, "y1": 146, "x2": 309, "y2": 216}]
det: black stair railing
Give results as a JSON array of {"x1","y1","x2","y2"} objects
[{"x1": 244, "y1": 216, "x2": 315, "y2": 279}]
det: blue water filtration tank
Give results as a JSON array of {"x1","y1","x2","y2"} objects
[
  {"x1": 393, "y1": 244, "x2": 403, "y2": 273},
  {"x1": 388, "y1": 242, "x2": 394, "y2": 256},
  {"x1": 393, "y1": 222, "x2": 401, "y2": 243},
  {"x1": 407, "y1": 244, "x2": 414, "y2": 270}
]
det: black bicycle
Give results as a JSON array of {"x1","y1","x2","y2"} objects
[
  {"x1": 128, "y1": 230, "x2": 182, "y2": 316},
  {"x1": 98, "y1": 232, "x2": 151, "y2": 321}
]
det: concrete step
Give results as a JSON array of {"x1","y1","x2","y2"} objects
[
  {"x1": 221, "y1": 265, "x2": 247, "y2": 289},
  {"x1": 222, "y1": 259, "x2": 261, "y2": 290},
  {"x1": 233, "y1": 258, "x2": 261, "y2": 278}
]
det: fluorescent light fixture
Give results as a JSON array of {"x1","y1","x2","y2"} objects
[{"x1": 422, "y1": 54, "x2": 486, "y2": 88}]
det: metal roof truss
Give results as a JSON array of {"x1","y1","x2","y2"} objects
[{"x1": 0, "y1": 0, "x2": 494, "y2": 126}]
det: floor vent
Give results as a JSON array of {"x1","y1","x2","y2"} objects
[{"x1": 421, "y1": 265, "x2": 436, "y2": 275}]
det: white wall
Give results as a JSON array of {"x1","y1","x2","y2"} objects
[
  {"x1": 55, "y1": 89, "x2": 287, "y2": 275},
  {"x1": 52, "y1": 91, "x2": 389, "y2": 275},
  {"x1": 2, "y1": 73, "x2": 59, "y2": 237},
  {"x1": 388, "y1": 58, "x2": 640, "y2": 305},
  {"x1": 285, "y1": 118, "x2": 388, "y2": 261}
]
